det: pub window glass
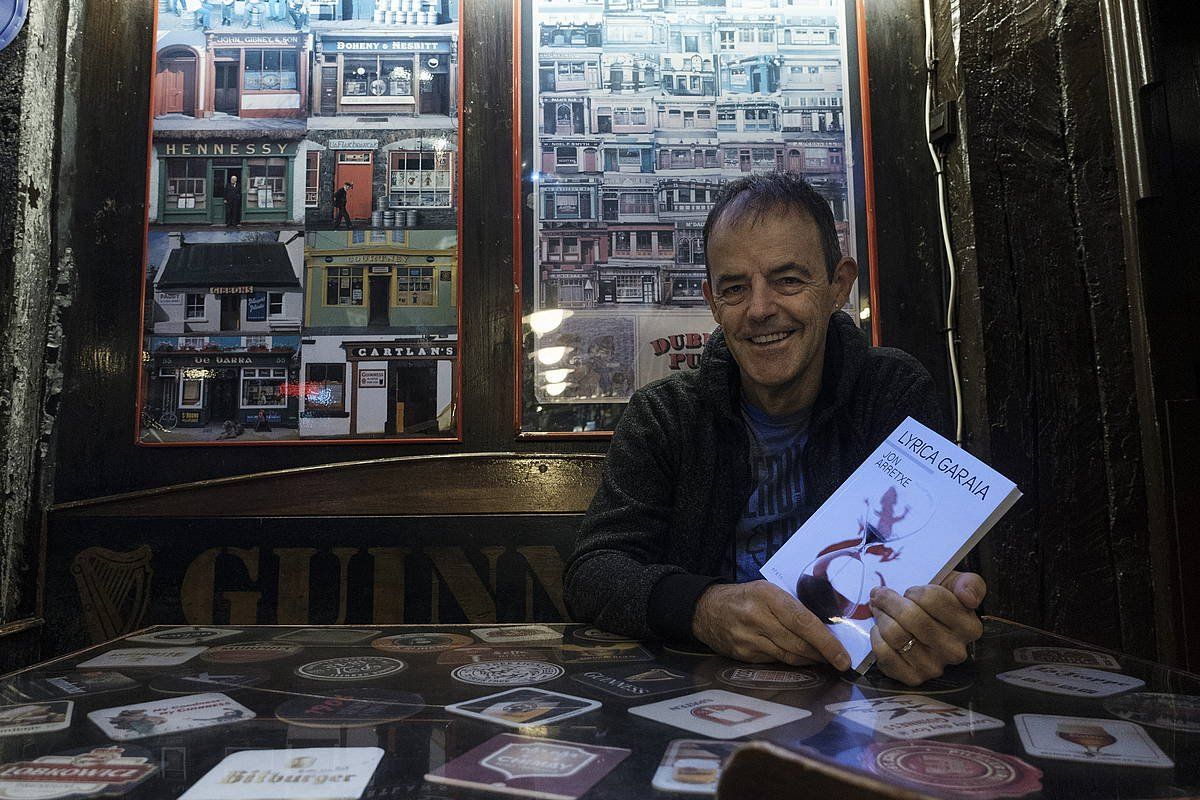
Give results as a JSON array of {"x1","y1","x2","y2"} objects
[
  {"x1": 395, "y1": 267, "x2": 436, "y2": 306},
  {"x1": 241, "y1": 368, "x2": 288, "y2": 408},
  {"x1": 180, "y1": 378, "x2": 203, "y2": 408},
  {"x1": 325, "y1": 267, "x2": 364, "y2": 306},
  {"x1": 305, "y1": 151, "x2": 320, "y2": 207},
  {"x1": 246, "y1": 158, "x2": 287, "y2": 209},
  {"x1": 304, "y1": 364, "x2": 346, "y2": 412},
  {"x1": 166, "y1": 159, "x2": 206, "y2": 210},
  {"x1": 243, "y1": 49, "x2": 299, "y2": 91},
  {"x1": 388, "y1": 150, "x2": 453, "y2": 208}
]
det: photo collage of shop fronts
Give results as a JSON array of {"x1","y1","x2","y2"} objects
[
  {"x1": 142, "y1": 0, "x2": 460, "y2": 443},
  {"x1": 526, "y1": 0, "x2": 859, "y2": 410}
]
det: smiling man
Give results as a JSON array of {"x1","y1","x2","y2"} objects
[{"x1": 565, "y1": 172, "x2": 986, "y2": 686}]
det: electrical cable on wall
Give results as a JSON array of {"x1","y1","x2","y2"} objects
[{"x1": 922, "y1": 0, "x2": 965, "y2": 445}]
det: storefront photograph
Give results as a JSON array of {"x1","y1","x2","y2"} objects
[
  {"x1": 298, "y1": 334, "x2": 457, "y2": 438},
  {"x1": 140, "y1": 230, "x2": 305, "y2": 440},
  {"x1": 302, "y1": 228, "x2": 458, "y2": 334},
  {"x1": 301, "y1": 133, "x2": 457, "y2": 229}
]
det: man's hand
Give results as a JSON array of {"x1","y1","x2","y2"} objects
[
  {"x1": 692, "y1": 581, "x2": 852, "y2": 670},
  {"x1": 868, "y1": 570, "x2": 986, "y2": 686}
]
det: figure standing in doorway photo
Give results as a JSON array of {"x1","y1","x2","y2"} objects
[
  {"x1": 223, "y1": 173, "x2": 242, "y2": 227},
  {"x1": 333, "y1": 181, "x2": 353, "y2": 229}
]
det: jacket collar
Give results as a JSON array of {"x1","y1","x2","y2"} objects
[{"x1": 699, "y1": 311, "x2": 868, "y2": 424}]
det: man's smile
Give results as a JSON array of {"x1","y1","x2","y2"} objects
[{"x1": 746, "y1": 330, "x2": 795, "y2": 345}]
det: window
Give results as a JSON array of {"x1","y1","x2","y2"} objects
[
  {"x1": 246, "y1": 158, "x2": 286, "y2": 209},
  {"x1": 556, "y1": 146, "x2": 578, "y2": 166},
  {"x1": 613, "y1": 107, "x2": 646, "y2": 126},
  {"x1": 185, "y1": 293, "x2": 205, "y2": 320},
  {"x1": 563, "y1": 237, "x2": 580, "y2": 257},
  {"x1": 619, "y1": 192, "x2": 655, "y2": 214},
  {"x1": 557, "y1": 62, "x2": 586, "y2": 78},
  {"x1": 305, "y1": 363, "x2": 345, "y2": 411},
  {"x1": 243, "y1": 48, "x2": 298, "y2": 90},
  {"x1": 244, "y1": 335, "x2": 269, "y2": 349},
  {"x1": 544, "y1": 190, "x2": 592, "y2": 220},
  {"x1": 547, "y1": 238, "x2": 561, "y2": 258},
  {"x1": 181, "y1": 336, "x2": 207, "y2": 350},
  {"x1": 241, "y1": 367, "x2": 288, "y2": 408},
  {"x1": 635, "y1": 231, "x2": 653, "y2": 254},
  {"x1": 268, "y1": 292, "x2": 285, "y2": 317},
  {"x1": 326, "y1": 266, "x2": 364, "y2": 306},
  {"x1": 165, "y1": 159, "x2": 207, "y2": 210},
  {"x1": 305, "y1": 151, "x2": 320, "y2": 207},
  {"x1": 616, "y1": 275, "x2": 642, "y2": 299},
  {"x1": 180, "y1": 378, "x2": 203, "y2": 408},
  {"x1": 719, "y1": 30, "x2": 736, "y2": 49},
  {"x1": 342, "y1": 56, "x2": 414, "y2": 100},
  {"x1": 395, "y1": 267, "x2": 435, "y2": 306},
  {"x1": 613, "y1": 231, "x2": 630, "y2": 254},
  {"x1": 617, "y1": 148, "x2": 642, "y2": 168},
  {"x1": 659, "y1": 230, "x2": 673, "y2": 252},
  {"x1": 558, "y1": 277, "x2": 589, "y2": 304},
  {"x1": 388, "y1": 150, "x2": 453, "y2": 208}
]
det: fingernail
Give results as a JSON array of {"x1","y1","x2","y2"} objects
[
  {"x1": 835, "y1": 654, "x2": 851, "y2": 671},
  {"x1": 869, "y1": 587, "x2": 879, "y2": 600}
]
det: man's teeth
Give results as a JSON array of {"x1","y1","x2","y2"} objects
[{"x1": 750, "y1": 331, "x2": 791, "y2": 344}]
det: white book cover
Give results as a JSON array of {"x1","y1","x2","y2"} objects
[{"x1": 760, "y1": 417, "x2": 1020, "y2": 672}]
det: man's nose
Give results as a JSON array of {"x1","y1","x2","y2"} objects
[{"x1": 746, "y1": 280, "x2": 777, "y2": 320}]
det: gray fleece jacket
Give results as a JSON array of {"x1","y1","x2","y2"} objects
[{"x1": 564, "y1": 311, "x2": 944, "y2": 642}]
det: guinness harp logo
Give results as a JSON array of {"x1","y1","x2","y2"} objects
[{"x1": 71, "y1": 546, "x2": 154, "y2": 643}]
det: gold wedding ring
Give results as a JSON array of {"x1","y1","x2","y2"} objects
[{"x1": 898, "y1": 638, "x2": 916, "y2": 655}]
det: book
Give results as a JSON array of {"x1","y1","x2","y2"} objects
[{"x1": 760, "y1": 416, "x2": 1020, "y2": 672}]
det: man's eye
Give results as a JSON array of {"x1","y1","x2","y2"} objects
[
  {"x1": 775, "y1": 277, "x2": 804, "y2": 293},
  {"x1": 720, "y1": 285, "x2": 747, "y2": 301}
]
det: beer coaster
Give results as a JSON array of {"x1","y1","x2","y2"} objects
[
  {"x1": 125, "y1": 627, "x2": 241, "y2": 646},
  {"x1": 717, "y1": 666, "x2": 825, "y2": 691},
  {"x1": 0, "y1": 745, "x2": 157, "y2": 798},
  {"x1": 471, "y1": 625, "x2": 563, "y2": 644},
  {"x1": 651, "y1": 739, "x2": 740, "y2": 795},
  {"x1": 842, "y1": 665, "x2": 974, "y2": 695},
  {"x1": 1012, "y1": 646, "x2": 1121, "y2": 670},
  {"x1": 272, "y1": 628, "x2": 381, "y2": 646},
  {"x1": 571, "y1": 627, "x2": 639, "y2": 644},
  {"x1": 149, "y1": 669, "x2": 271, "y2": 695},
  {"x1": 1014, "y1": 713, "x2": 1173, "y2": 768},
  {"x1": 295, "y1": 656, "x2": 406, "y2": 682},
  {"x1": 0, "y1": 700, "x2": 73, "y2": 737},
  {"x1": 180, "y1": 747, "x2": 384, "y2": 799},
  {"x1": 437, "y1": 646, "x2": 554, "y2": 665},
  {"x1": 88, "y1": 693, "x2": 254, "y2": 741},
  {"x1": 77, "y1": 647, "x2": 207, "y2": 669},
  {"x1": 200, "y1": 642, "x2": 304, "y2": 664},
  {"x1": 372, "y1": 632, "x2": 475, "y2": 653},
  {"x1": 451, "y1": 661, "x2": 564, "y2": 687},
  {"x1": 425, "y1": 733, "x2": 629, "y2": 800},
  {"x1": 446, "y1": 688, "x2": 600, "y2": 729},
  {"x1": 275, "y1": 689, "x2": 424, "y2": 728},
  {"x1": 571, "y1": 665, "x2": 709, "y2": 700},
  {"x1": 629, "y1": 690, "x2": 810, "y2": 740},
  {"x1": 863, "y1": 740, "x2": 1042, "y2": 798},
  {"x1": 6, "y1": 670, "x2": 139, "y2": 701},
  {"x1": 1104, "y1": 691, "x2": 1200, "y2": 734},
  {"x1": 995, "y1": 665, "x2": 1144, "y2": 698},
  {"x1": 556, "y1": 643, "x2": 654, "y2": 664},
  {"x1": 826, "y1": 695, "x2": 1005, "y2": 740},
  {"x1": 663, "y1": 642, "x2": 717, "y2": 657}
]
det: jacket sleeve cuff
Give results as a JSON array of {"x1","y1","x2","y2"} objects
[{"x1": 647, "y1": 572, "x2": 725, "y2": 643}]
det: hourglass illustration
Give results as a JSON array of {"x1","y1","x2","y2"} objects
[
  {"x1": 1056, "y1": 721, "x2": 1117, "y2": 757},
  {"x1": 795, "y1": 477, "x2": 935, "y2": 623}
]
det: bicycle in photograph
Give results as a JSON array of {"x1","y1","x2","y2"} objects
[{"x1": 140, "y1": 405, "x2": 178, "y2": 441}]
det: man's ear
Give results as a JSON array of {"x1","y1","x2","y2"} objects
[
  {"x1": 702, "y1": 279, "x2": 721, "y2": 326},
  {"x1": 831, "y1": 257, "x2": 858, "y2": 310}
]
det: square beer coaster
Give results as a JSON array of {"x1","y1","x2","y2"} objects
[
  {"x1": 180, "y1": 747, "x2": 385, "y2": 799},
  {"x1": 825, "y1": 695, "x2": 1005, "y2": 740},
  {"x1": 571, "y1": 665, "x2": 708, "y2": 700},
  {"x1": 425, "y1": 733, "x2": 630, "y2": 800},
  {"x1": 472, "y1": 625, "x2": 563, "y2": 645},
  {"x1": 651, "y1": 739, "x2": 740, "y2": 795},
  {"x1": 6, "y1": 670, "x2": 139, "y2": 701},
  {"x1": 555, "y1": 643, "x2": 653, "y2": 664},
  {"x1": 77, "y1": 647, "x2": 208, "y2": 669},
  {"x1": 629, "y1": 690, "x2": 810, "y2": 740},
  {"x1": 89, "y1": 693, "x2": 255, "y2": 741},
  {"x1": 995, "y1": 665, "x2": 1144, "y2": 698},
  {"x1": 1011, "y1": 647, "x2": 1121, "y2": 670},
  {"x1": 125, "y1": 627, "x2": 242, "y2": 646},
  {"x1": 272, "y1": 628, "x2": 381, "y2": 646},
  {"x1": 0, "y1": 700, "x2": 73, "y2": 737},
  {"x1": 1014, "y1": 714, "x2": 1173, "y2": 768},
  {"x1": 446, "y1": 688, "x2": 600, "y2": 729}
]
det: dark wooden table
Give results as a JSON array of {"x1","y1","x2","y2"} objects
[{"x1": 1, "y1": 619, "x2": 1197, "y2": 798}]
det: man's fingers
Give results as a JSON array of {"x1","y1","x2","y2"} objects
[
  {"x1": 870, "y1": 625, "x2": 924, "y2": 686},
  {"x1": 870, "y1": 587, "x2": 967, "y2": 664},
  {"x1": 766, "y1": 588, "x2": 851, "y2": 670},
  {"x1": 940, "y1": 570, "x2": 987, "y2": 610},
  {"x1": 904, "y1": 584, "x2": 984, "y2": 646}
]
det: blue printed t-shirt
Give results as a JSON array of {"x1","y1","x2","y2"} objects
[{"x1": 730, "y1": 399, "x2": 811, "y2": 583}]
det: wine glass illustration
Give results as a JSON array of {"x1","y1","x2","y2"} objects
[
  {"x1": 1056, "y1": 722, "x2": 1117, "y2": 757},
  {"x1": 795, "y1": 480, "x2": 934, "y2": 623}
]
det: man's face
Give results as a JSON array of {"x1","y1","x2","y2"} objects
[{"x1": 702, "y1": 207, "x2": 856, "y2": 413}]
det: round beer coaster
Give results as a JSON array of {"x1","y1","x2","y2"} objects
[
  {"x1": 450, "y1": 660, "x2": 565, "y2": 687},
  {"x1": 372, "y1": 633, "x2": 475, "y2": 653},
  {"x1": 200, "y1": 641, "x2": 304, "y2": 664},
  {"x1": 572, "y1": 627, "x2": 639, "y2": 644},
  {"x1": 842, "y1": 666, "x2": 974, "y2": 695},
  {"x1": 275, "y1": 688, "x2": 424, "y2": 728},
  {"x1": 864, "y1": 741, "x2": 1043, "y2": 799},
  {"x1": 0, "y1": 0, "x2": 29, "y2": 53},
  {"x1": 1104, "y1": 691, "x2": 1200, "y2": 734},
  {"x1": 150, "y1": 668, "x2": 270, "y2": 695},
  {"x1": 295, "y1": 656, "x2": 407, "y2": 682},
  {"x1": 717, "y1": 666, "x2": 825, "y2": 690}
]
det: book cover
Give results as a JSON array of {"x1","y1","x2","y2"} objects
[{"x1": 760, "y1": 417, "x2": 1020, "y2": 672}]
